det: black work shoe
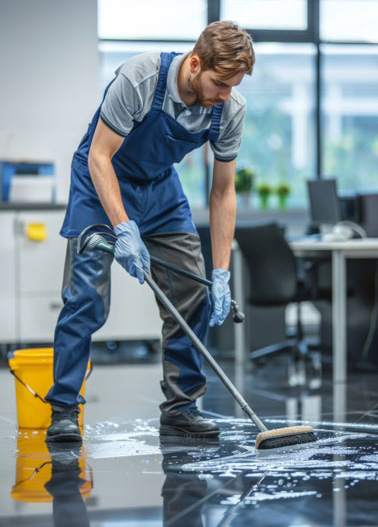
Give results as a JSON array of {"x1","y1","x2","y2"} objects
[
  {"x1": 46, "y1": 406, "x2": 82, "y2": 443},
  {"x1": 160, "y1": 408, "x2": 220, "y2": 438}
]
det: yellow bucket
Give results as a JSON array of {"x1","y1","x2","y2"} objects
[
  {"x1": 8, "y1": 348, "x2": 91, "y2": 429},
  {"x1": 11, "y1": 428, "x2": 92, "y2": 503}
]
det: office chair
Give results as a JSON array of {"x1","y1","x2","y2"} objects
[{"x1": 234, "y1": 222, "x2": 320, "y2": 363}]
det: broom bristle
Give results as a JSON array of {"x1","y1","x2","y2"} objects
[{"x1": 255, "y1": 425, "x2": 316, "y2": 450}]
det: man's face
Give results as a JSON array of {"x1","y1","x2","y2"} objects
[{"x1": 190, "y1": 68, "x2": 245, "y2": 108}]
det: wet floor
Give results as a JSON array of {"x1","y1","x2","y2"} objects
[{"x1": 1, "y1": 355, "x2": 378, "y2": 526}]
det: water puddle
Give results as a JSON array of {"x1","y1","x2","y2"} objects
[
  {"x1": 85, "y1": 418, "x2": 160, "y2": 459},
  {"x1": 10, "y1": 416, "x2": 378, "y2": 521},
  {"x1": 83, "y1": 417, "x2": 378, "y2": 489}
]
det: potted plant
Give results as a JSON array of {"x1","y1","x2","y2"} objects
[
  {"x1": 276, "y1": 182, "x2": 291, "y2": 210},
  {"x1": 257, "y1": 182, "x2": 272, "y2": 209},
  {"x1": 234, "y1": 168, "x2": 254, "y2": 207}
]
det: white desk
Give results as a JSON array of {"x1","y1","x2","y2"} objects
[{"x1": 290, "y1": 238, "x2": 378, "y2": 384}]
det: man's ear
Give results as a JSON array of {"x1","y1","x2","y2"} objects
[{"x1": 189, "y1": 53, "x2": 201, "y2": 74}]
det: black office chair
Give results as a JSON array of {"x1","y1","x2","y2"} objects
[{"x1": 234, "y1": 222, "x2": 320, "y2": 363}]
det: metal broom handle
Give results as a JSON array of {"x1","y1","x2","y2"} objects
[{"x1": 143, "y1": 271, "x2": 267, "y2": 432}]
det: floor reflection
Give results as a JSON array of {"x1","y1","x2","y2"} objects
[
  {"x1": 161, "y1": 438, "x2": 216, "y2": 527},
  {"x1": 85, "y1": 414, "x2": 378, "y2": 526},
  {"x1": 45, "y1": 442, "x2": 90, "y2": 527},
  {"x1": 159, "y1": 424, "x2": 378, "y2": 527},
  {"x1": 11, "y1": 430, "x2": 92, "y2": 526},
  {"x1": 2, "y1": 357, "x2": 378, "y2": 527}
]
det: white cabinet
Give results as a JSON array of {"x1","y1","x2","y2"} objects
[
  {"x1": 16, "y1": 211, "x2": 67, "y2": 294},
  {"x1": 14, "y1": 210, "x2": 68, "y2": 342},
  {"x1": 0, "y1": 208, "x2": 161, "y2": 345}
]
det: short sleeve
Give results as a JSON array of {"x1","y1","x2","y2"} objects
[
  {"x1": 210, "y1": 104, "x2": 246, "y2": 162},
  {"x1": 99, "y1": 52, "x2": 160, "y2": 137},
  {"x1": 100, "y1": 74, "x2": 143, "y2": 137}
]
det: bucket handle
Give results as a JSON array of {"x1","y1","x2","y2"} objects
[
  {"x1": 13, "y1": 460, "x2": 94, "y2": 497},
  {"x1": 9, "y1": 361, "x2": 93, "y2": 404},
  {"x1": 9, "y1": 369, "x2": 47, "y2": 403},
  {"x1": 85, "y1": 361, "x2": 93, "y2": 381},
  {"x1": 13, "y1": 461, "x2": 52, "y2": 489}
]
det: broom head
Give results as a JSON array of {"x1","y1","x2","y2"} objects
[{"x1": 255, "y1": 425, "x2": 316, "y2": 450}]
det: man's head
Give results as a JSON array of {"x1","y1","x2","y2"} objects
[{"x1": 188, "y1": 20, "x2": 255, "y2": 108}]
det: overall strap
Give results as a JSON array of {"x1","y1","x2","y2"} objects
[
  {"x1": 152, "y1": 52, "x2": 180, "y2": 110},
  {"x1": 208, "y1": 102, "x2": 224, "y2": 142}
]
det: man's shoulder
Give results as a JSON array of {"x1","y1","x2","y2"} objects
[
  {"x1": 218, "y1": 87, "x2": 246, "y2": 125},
  {"x1": 229, "y1": 87, "x2": 246, "y2": 110},
  {"x1": 117, "y1": 52, "x2": 161, "y2": 88}
]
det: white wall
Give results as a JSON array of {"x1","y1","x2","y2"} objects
[{"x1": 0, "y1": 0, "x2": 99, "y2": 202}]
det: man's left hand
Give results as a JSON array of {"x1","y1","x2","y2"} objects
[{"x1": 209, "y1": 269, "x2": 231, "y2": 327}]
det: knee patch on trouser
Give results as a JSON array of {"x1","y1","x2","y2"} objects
[
  {"x1": 143, "y1": 232, "x2": 209, "y2": 343},
  {"x1": 143, "y1": 232, "x2": 210, "y2": 413},
  {"x1": 159, "y1": 296, "x2": 210, "y2": 413}
]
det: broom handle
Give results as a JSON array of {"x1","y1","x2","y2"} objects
[
  {"x1": 150, "y1": 256, "x2": 213, "y2": 287},
  {"x1": 150, "y1": 256, "x2": 243, "y2": 321},
  {"x1": 143, "y1": 271, "x2": 268, "y2": 433}
]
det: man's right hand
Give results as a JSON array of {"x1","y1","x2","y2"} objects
[{"x1": 113, "y1": 221, "x2": 150, "y2": 284}]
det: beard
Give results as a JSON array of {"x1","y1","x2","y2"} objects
[{"x1": 190, "y1": 72, "x2": 219, "y2": 108}]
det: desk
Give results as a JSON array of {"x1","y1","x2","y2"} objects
[{"x1": 290, "y1": 238, "x2": 378, "y2": 384}]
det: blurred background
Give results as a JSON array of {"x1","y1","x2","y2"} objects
[
  {"x1": 2, "y1": 5, "x2": 378, "y2": 526},
  {"x1": 1, "y1": 0, "x2": 378, "y2": 362},
  {"x1": 1, "y1": 0, "x2": 378, "y2": 209}
]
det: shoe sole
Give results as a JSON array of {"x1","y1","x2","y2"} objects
[
  {"x1": 46, "y1": 433, "x2": 82, "y2": 443},
  {"x1": 159, "y1": 425, "x2": 220, "y2": 439}
]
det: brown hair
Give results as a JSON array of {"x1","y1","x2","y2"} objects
[{"x1": 192, "y1": 21, "x2": 255, "y2": 79}]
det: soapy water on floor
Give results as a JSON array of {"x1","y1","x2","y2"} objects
[
  {"x1": 84, "y1": 417, "x2": 378, "y2": 491},
  {"x1": 7, "y1": 415, "x2": 369, "y2": 511}
]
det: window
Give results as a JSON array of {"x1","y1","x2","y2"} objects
[
  {"x1": 322, "y1": 45, "x2": 378, "y2": 191},
  {"x1": 221, "y1": 0, "x2": 308, "y2": 30},
  {"x1": 97, "y1": 1, "x2": 378, "y2": 209},
  {"x1": 320, "y1": 0, "x2": 378, "y2": 43},
  {"x1": 98, "y1": 0, "x2": 207, "y2": 40},
  {"x1": 237, "y1": 44, "x2": 316, "y2": 207},
  {"x1": 98, "y1": 41, "x2": 192, "y2": 91}
]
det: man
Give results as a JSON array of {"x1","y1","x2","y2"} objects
[{"x1": 45, "y1": 20, "x2": 255, "y2": 443}]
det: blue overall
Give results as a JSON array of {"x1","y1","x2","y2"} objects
[{"x1": 46, "y1": 52, "x2": 224, "y2": 413}]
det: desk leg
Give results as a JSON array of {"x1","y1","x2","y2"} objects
[{"x1": 332, "y1": 250, "x2": 347, "y2": 383}]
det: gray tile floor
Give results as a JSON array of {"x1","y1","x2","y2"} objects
[{"x1": 1, "y1": 352, "x2": 378, "y2": 527}]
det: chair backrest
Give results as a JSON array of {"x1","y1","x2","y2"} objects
[
  {"x1": 357, "y1": 192, "x2": 378, "y2": 237},
  {"x1": 234, "y1": 222, "x2": 298, "y2": 306}
]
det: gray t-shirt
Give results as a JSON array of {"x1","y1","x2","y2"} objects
[{"x1": 100, "y1": 52, "x2": 246, "y2": 162}]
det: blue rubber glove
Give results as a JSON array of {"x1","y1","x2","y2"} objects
[
  {"x1": 113, "y1": 221, "x2": 150, "y2": 284},
  {"x1": 209, "y1": 268, "x2": 231, "y2": 327}
]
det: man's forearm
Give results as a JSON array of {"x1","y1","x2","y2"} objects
[
  {"x1": 209, "y1": 187, "x2": 236, "y2": 270},
  {"x1": 88, "y1": 152, "x2": 129, "y2": 227}
]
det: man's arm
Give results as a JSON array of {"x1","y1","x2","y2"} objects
[
  {"x1": 88, "y1": 119, "x2": 150, "y2": 284},
  {"x1": 209, "y1": 158, "x2": 237, "y2": 270},
  {"x1": 88, "y1": 119, "x2": 128, "y2": 227}
]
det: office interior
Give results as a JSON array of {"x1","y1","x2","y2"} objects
[{"x1": 1, "y1": 1, "x2": 378, "y2": 526}]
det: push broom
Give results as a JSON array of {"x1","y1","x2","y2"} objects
[{"x1": 78, "y1": 227, "x2": 317, "y2": 450}]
